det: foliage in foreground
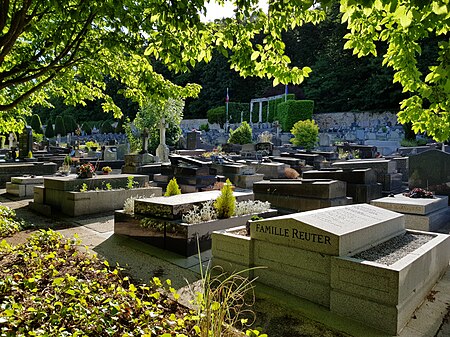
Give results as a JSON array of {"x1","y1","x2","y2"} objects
[
  {"x1": 0, "y1": 230, "x2": 196, "y2": 336},
  {"x1": 0, "y1": 205, "x2": 26, "y2": 238}
]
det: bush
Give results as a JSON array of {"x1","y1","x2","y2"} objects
[
  {"x1": 214, "y1": 179, "x2": 235, "y2": 219},
  {"x1": 0, "y1": 205, "x2": 25, "y2": 237},
  {"x1": 199, "y1": 123, "x2": 210, "y2": 132},
  {"x1": 44, "y1": 119, "x2": 54, "y2": 138},
  {"x1": 165, "y1": 177, "x2": 181, "y2": 196},
  {"x1": 267, "y1": 94, "x2": 295, "y2": 123},
  {"x1": 290, "y1": 119, "x2": 319, "y2": 151},
  {"x1": 207, "y1": 106, "x2": 226, "y2": 127},
  {"x1": 277, "y1": 100, "x2": 314, "y2": 131},
  {"x1": 54, "y1": 115, "x2": 66, "y2": 136},
  {"x1": 30, "y1": 114, "x2": 43, "y2": 134},
  {"x1": 33, "y1": 133, "x2": 44, "y2": 144},
  {"x1": 228, "y1": 121, "x2": 252, "y2": 144},
  {"x1": 63, "y1": 115, "x2": 77, "y2": 133}
]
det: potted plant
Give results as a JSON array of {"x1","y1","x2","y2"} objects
[
  {"x1": 78, "y1": 162, "x2": 95, "y2": 178},
  {"x1": 102, "y1": 166, "x2": 112, "y2": 175}
]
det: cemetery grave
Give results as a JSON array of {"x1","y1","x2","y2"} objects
[
  {"x1": 371, "y1": 193, "x2": 450, "y2": 231},
  {"x1": 332, "y1": 158, "x2": 403, "y2": 195},
  {"x1": 212, "y1": 203, "x2": 450, "y2": 335},
  {"x1": 302, "y1": 168, "x2": 382, "y2": 203},
  {"x1": 408, "y1": 149, "x2": 450, "y2": 200},
  {"x1": 29, "y1": 174, "x2": 161, "y2": 216},
  {"x1": 114, "y1": 190, "x2": 276, "y2": 256},
  {"x1": 253, "y1": 179, "x2": 352, "y2": 213},
  {"x1": 6, "y1": 175, "x2": 44, "y2": 197}
]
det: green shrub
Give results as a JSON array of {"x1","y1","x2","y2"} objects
[
  {"x1": 44, "y1": 119, "x2": 54, "y2": 138},
  {"x1": 267, "y1": 94, "x2": 295, "y2": 123},
  {"x1": 0, "y1": 205, "x2": 24, "y2": 237},
  {"x1": 165, "y1": 177, "x2": 181, "y2": 196},
  {"x1": 63, "y1": 115, "x2": 77, "y2": 133},
  {"x1": 290, "y1": 119, "x2": 319, "y2": 151},
  {"x1": 214, "y1": 179, "x2": 235, "y2": 219},
  {"x1": 200, "y1": 123, "x2": 210, "y2": 132},
  {"x1": 228, "y1": 121, "x2": 252, "y2": 144},
  {"x1": 30, "y1": 114, "x2": 43, "y2": 134},
  {"x1": 54, "y1": 115, "x2": 66, "y2": 136},
  {"x1": 278, "y1": 100, "x2": 314, "y2": 131},
  {"x1": 207, "y1": 106, "x2": 226, "y2": 127},
  {"x1": 33, "y1": 133, "x2": 44, "y2": 143}
]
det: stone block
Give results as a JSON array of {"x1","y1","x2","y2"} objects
[
  {"x1": 371, "y1": 194, "x2": 448, "y2": 215},
  {"x1": 330, "y1": 231, "x2": 450, "y2": 334},
  {"x1": 33, "y1": 186, "x2": 45, "y2": 204},
  {"x1": 250, "y1": 204, "x2": 405, "y2": 256},
  {"x1": 383, "y1": 172, "x2": 403, "y2": 191},
  {"x1": 302, "y1": 168, "x2": 377, "y2": 185},
  {"x1": 332, "y1": 159, "x2": 397, "y2": 182},
  {"x1": 43, "y1": 174, "x2": 148, "y2": 191},
  {"x1": 233, "y1": 173, "x2": 264, "y2": 189},
  {"x1": 253, "y1": 192, "x2": 352, "y2": 212},
  {"x1": 404, "y1": 207, "x2": 450, "y2": 231},
  {"x1": 253, "y1": 179, "x2": 347, "y2": 199},
  {"x1": 134, "y1": 190, "x2": 254, "y2": 219},
  {"x1": 10, "y1": 176, "x2": 44, "y2": 184},
  {"x1": 346, "y1": 183, "x2": 382, "y2": 204},
  {"x1": 248, "y1": 162, "x2": 287, "y2": 179}
]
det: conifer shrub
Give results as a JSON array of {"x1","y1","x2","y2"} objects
[
  {"x1": 54, "y1": 115, "x2": 66, "y2": 136},
  {"x1": 44, "y1": 119, "x2": 54, "y2": 138},
  {"x1": 228, "y1": 121, "x2": 252, "y2": 145},
  {"x1": 30, "y1": 114, "x2": 44, "y2": 134},
  {"x1": 214, "y1": 179, "x2": 235, "y2": 219},
  {"x1": 164, "y1": 177, "x2": 181, "y2": 196}
]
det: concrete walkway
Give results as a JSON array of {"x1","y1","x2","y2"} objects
[{"x1": 1, "y1": 191, "x2": 450, "y2": 337}]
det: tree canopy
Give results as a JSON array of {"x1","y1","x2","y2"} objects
[{"x1": 1, "y1": 0, "x2": 449, "y2": 140}]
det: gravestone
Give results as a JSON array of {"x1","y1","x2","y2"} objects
[
  {"x1": 18, "y1": 126, "x2": 33, "y2": 159},
  {"x1": 187, "y1": 130, "x2": 201, "y2": 150},
  {"x1": 156, "y1": 118, "x2": 170, "y2": 163},
  {"x1": 371, "y1": 194, "x2": 450, "y2": 231},
  {"x1": 409, "y1": 150, "x2": 450, "y2": 198},
  {"x1": 319, "y1": 133, "x2": 331, "y2": 146}
]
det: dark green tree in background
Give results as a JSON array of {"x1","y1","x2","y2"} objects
[
  {"x1": 44, "y1": 119, "x2": 54, "y2": 139},
  {"x1": 30, "y1": 114, "x2": 43, "y2": 134},
  {"x1": 54, "y1": 116, "x2": 66, "y2": 136}
]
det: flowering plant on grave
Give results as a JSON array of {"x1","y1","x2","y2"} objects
[
  {"x1": 102, "y1": 166, "x2": 112, "y2": 173},
  {"x1": 78, "y1": 162, "x2": 95, "y2": 174}
]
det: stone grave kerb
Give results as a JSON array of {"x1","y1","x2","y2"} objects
[{"x1": 250, "y1": 204, "x2": 405, "y2": 256}]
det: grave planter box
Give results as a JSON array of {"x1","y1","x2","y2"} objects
[
  {"x1": 60, "y1": 187, "x2": 162, "y2": 217},
  {"x1": 115, "y1": 210, "x2": 277, "y2": 256}
]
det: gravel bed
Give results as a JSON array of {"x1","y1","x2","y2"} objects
[{"x1": 352, "y1": 232, "x2": 434, "y2": 265}]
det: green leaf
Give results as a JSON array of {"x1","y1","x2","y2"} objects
[{"x1": 251, "y1": 51, "x2": 260, "y2": 61}]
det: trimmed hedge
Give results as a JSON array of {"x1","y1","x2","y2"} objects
[
  {"x1": 44, "y1": 119, "x2": 54, "y2": 138},
  {"x1": 54, "y1": 115, "x2": 66, "y2": 136},
  {"x1": 267, "y1": 94, "x2": 295, "y2": 123},
  {"x1": 207, "y1": 106, "x2": 226, "y2": 127},
  {"x1": 277, "y1": 100, "x2": 314, "y2": 131},
  {"x1": 30, "y1": 114, "x2": 43, "y2": 134}
]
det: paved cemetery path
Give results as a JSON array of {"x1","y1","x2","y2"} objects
[{"x1": 1, "y1": 190, "x2": 450, "y2": 337}]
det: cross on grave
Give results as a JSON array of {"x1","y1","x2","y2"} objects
[{"x1": 140, "y1": 127, "x2": 149, "y2": 154}]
